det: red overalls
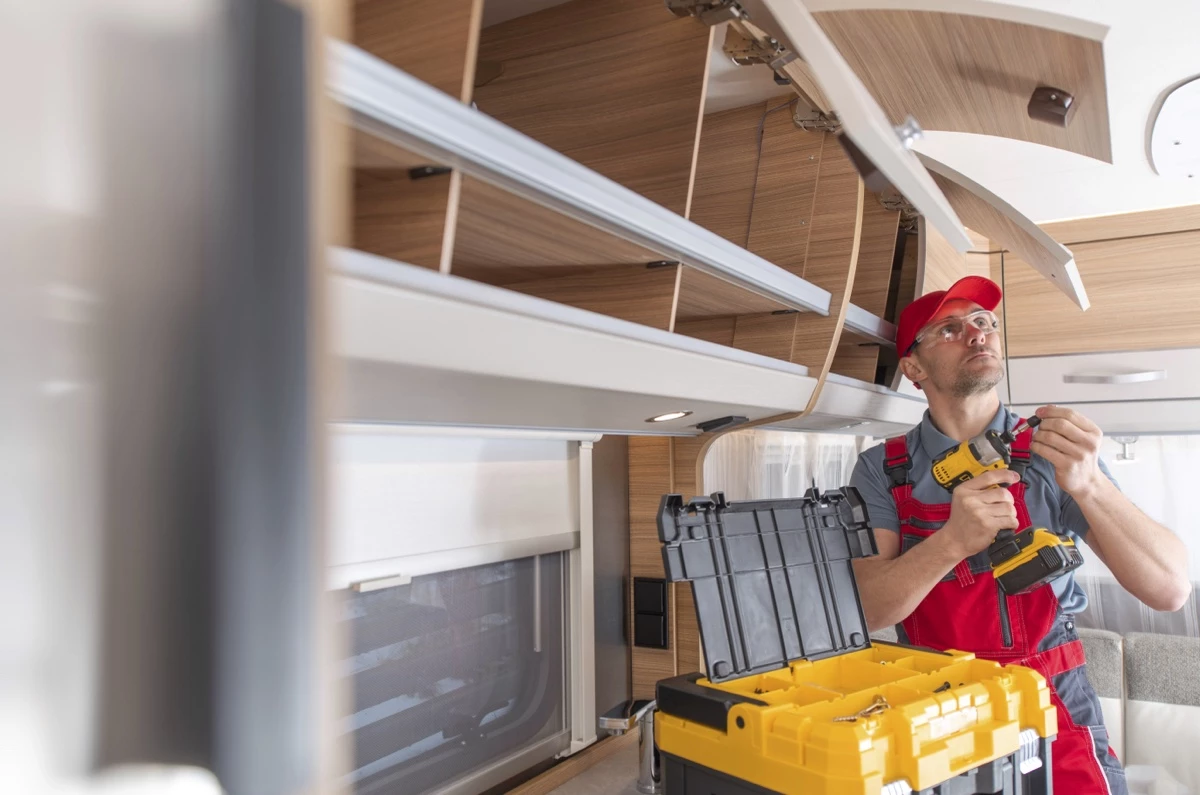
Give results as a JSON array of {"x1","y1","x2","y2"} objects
[{"x1": 885, "y1": 423, "x2": 1125, "y2": 793}]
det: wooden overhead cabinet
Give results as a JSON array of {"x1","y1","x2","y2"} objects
[{"x1": 999, "y1": 214, "x2": 1200, "y2": 434}]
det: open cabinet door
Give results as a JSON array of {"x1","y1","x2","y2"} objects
[
  {"x1": 743, "y1": 0, "x2": 973, "y2": 252},
  {"x1": 916, "y1": 151, "x2": 1090, "y2": 309}
]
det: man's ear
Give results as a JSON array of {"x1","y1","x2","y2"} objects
[{"x1": 899, "y1": 355, "x2": 926, "y2": 387}]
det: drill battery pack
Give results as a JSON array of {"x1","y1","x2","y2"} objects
[
  {"x1": 654, "y1": 490, "x2": 1057, "y2": 795},
  {"x1": 989, "y1": 528, "x2": 1085, "y2": 595}
]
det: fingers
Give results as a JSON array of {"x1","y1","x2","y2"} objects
[
  {"x1": 1030, "y1": 437, "x2": 1071, "y2": 468},
  {"x1": 1031, "y1": 431, "x2": 1078, "y2": 459},
  {"x1": 1035, "y1": 416, "x2": 1094, "y2": 447},
  {"x1": 993, "y1": 514, "x2": 1019, "y2": 531},
  {"x1": 962, "y1": 469, "x2": 1021, "y2": 490},
  {"x1": 977, "y1": 488, "x2": 1016, "y2": 505},
  {"x1": 1036, "y1": 404, "x2": 1100, "y2": 434}
]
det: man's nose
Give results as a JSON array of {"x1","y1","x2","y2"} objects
[{"x1": 965, "y1": 323, "x2": 990, "y2": 346}]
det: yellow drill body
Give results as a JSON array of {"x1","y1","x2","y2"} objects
[{"x1": 929, "y1": 418, "x2": 1083, "y2": 594}]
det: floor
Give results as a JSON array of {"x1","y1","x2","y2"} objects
[{"x1": 544, "y1": 744, "x2": 643, "y2": 795}]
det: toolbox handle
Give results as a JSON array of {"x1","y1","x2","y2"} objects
[{"x1": 657, "y1": 493, "x2": 727, "y2": 543}]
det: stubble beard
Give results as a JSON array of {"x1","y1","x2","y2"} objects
[{"x1": 949, "y1": 362, "x2": 1004, "y2": 398}]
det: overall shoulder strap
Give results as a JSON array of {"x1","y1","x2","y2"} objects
[
  {"x1": 1008, "y1": 417, "x2": 1035, "y2": 481},
  {"x1": 1008, "y1": 417, "x2": 1036, "y2": 529},
  {"x1": 883, "y1": 435, "x2": 913, "y2": 492}
]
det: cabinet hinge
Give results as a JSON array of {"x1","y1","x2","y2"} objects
[
  {"x1": 792, "y1": 104, "x2": 841, "y2": 134},
  {"x1": 665, "y1": 0, "x2": 748, "y2": 26}
]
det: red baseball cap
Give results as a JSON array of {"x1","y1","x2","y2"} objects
[{"x1": 896, "y1": 275, "x2": 1003, "y2": 357}]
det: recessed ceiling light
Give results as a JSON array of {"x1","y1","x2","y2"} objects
[{"x1": 647, "y1": 411, "x2": 692, "y2": 423}]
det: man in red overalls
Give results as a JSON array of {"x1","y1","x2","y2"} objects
[{"x1": 850, "y1": 275, "x2": 1191, "y2": 794}]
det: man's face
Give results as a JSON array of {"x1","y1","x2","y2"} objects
[{"x1": 905, "y1": 298, "x2": 1003, "y2": 397}]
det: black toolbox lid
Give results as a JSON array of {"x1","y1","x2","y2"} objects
[{"x1": 658, "y1": 488, "x2": 878, "y2": 683}]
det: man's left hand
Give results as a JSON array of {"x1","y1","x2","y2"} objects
[{"x1": 1029, "y1": 405, "x2": 1107, "y2": 499}]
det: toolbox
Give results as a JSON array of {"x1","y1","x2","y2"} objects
[{"x1": 654, "y1": 489, "x2": 1057, "y2": 795}]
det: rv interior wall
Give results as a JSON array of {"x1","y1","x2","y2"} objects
[{"x1": 590, "y1": 436, "x2": 632, "y2": 722}]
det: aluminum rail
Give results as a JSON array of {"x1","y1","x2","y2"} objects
[
  {"x1": 327, "y1": 40, "x2": 833, "y2": 316},
  {"x1": 844, "y1": 302, "x2": 897, "y2": 346}
]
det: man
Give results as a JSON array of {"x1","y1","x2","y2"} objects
[{"x1": 850, "y1": 275, "x2": 1191, "y2": 794}]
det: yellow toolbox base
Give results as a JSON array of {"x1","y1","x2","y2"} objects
[{"x1": 656, "y1": 642, "x2": 1055, "y2": 795}]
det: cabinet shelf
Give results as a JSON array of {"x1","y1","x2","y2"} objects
[
  {"x1": 329, "y1": 40, "x2": 833, "y2": 317},
  {"x1": 333, "y1": 248, "x2": 821, "y2": 434},
  {"x1": 332, "y1": 249, "x2": 920, "y2": 437},
  {"x1": 763, "y1": 372, "x2": 926, "y2": 437},
  {"x1": 843, "y1": 303, "x2": 897, "y2": 347}
]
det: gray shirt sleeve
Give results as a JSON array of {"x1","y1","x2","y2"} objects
[
  {"x1": 1058, "y1": 457, "x2": 1121, "y2": 539},
  {"x1": 850, "y1": 448, "x2": 901, "y2": 535}
]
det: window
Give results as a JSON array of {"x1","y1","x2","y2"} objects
[{"x1": 337, "y1": 555, "x2": 569, "y2": 795}]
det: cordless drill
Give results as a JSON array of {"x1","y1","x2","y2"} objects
[{"x1": 931, "y1": 417, "x2": 1084, "y2": 595}]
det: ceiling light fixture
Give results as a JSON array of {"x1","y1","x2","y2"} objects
[{"x1": 647, "y1": 411, "x2": 692, "y2": 423}]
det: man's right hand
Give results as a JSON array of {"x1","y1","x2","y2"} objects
[{"x1": 941, "y1": 469, "x2": 1022, "y2": 558}]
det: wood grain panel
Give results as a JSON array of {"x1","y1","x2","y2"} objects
[
  {"x1": 670, "y1": 435, "x2": 706, "y2": 676},
  {"x1": 629, "y1": 436, "x2": 674, "y2": 699},
  {"x1": 352, "y1": 129, "x2": 432, "y2": 172},
  {"x1": 964, "y1": 251, "x2": 992, "y2": 280},
  {"x1": 1002, "y1": 230, "x2": 1200, "y2": 357},
  {"x1": 895, "y1": 232, "x2": 920, "y2": 319},
  {"x1": 831, "y1": 338, "x2": 881, "y2": 382},
  {"x1": 632, "y1": 647, "x2": 675, "y2": 702},
  {"x1": 353, "y1": 0, "x2": 481, "y2": 274},
  {"x1": 502, "y1": 265, "x2": 678, "y2": 330},
  {"x1": 674, "y1": 316, "x2": 736, "y2": 347},
  {"x1": 686, "y1": 112, "x2": 826, "y2": 358},
  {"x1": 676, "y1": 270, "x2": 787, "y2": 321},
  {"x1": 732, "y1": 312, "x2": 798, "y2": 361},
  {"x1": 674, "y1": 582, "x2": 702, "y2": 676},
  {"x1": 451, "y1": 176, "x2": 657, "y2": 279},
  {"x1": 745, "y1": 120, "x2": 825, "y2": 276},
  {"x1": 476, "y1": 0, "x2": 711, "y2": 214},
  {"x1": 629, "y1": 437, "x2": 671, "y2": 582},
  {"x1": 968, "y1": 228, "x2": 995, "y2": 253},
  {"x1": 688, "y1": 103, "x2": 767, "y2": 246},
  {"x1": 835, "y1": 196, "x2": 897, "y2": 379},
  {"x1": 355, "y1": 0, "x2": 483, "y2": 101},
  {"x1": 989, "y1": 251, "x2": 1007, "y2": 346},
  {"x1": 814, "y1": 9, "x2": 1110, "y2": 161},
  {"x1": 677, "y1": 101, "x2": 784, "y2": 323},
  {"x1": 791, "y1": 135, "x2": 864, "y2": 370},
  {"x1": 933, "y1": 171, "x2": 1070, "y2": 269},
  {"x1": 671, "y1": 436, "x2": 706, "y2": 505},
  {"x1": 506, "y1": 732, "x2": 637, "y2": 795},
  {"x1": 1040, "y1": 204, "x2": 1200, "y2": 245},
  {"x1": 853, "y1": 199, "x2": 901, "y2": 317},
  {"x1": 354, "y1": 169, "x2": 454, "y2": 271},
  {"x1": 924, "y1": 160, "x2": 1085, "y2": 308},
  {"x1": 920, "y1": 217, "x2": 969, "y2": 295}
]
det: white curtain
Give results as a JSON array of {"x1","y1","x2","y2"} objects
[
  {"x1": 702, "y1": 430, "x2": 1200, "y2": 638},
  {"x1": 1075, "y1": 435, "x2": 1200, "y2": 638},
  {"x1": 703, "y1": 429, "x2": 874, "y2": 501}
]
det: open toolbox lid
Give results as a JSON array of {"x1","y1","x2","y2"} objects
[{"x1": 658, "y1": 488, "x2": 878, "y2": 683}]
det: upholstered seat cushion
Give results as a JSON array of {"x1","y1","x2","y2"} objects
[
  {"x1": 1079, "y1": 627, "x2": 1125, "y2": 761},
  {"x1": 1124, "y1": 632, "x2": 1200, "y2": 793}
]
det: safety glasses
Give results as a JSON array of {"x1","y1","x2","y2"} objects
[{"x1": 905, "y1": 309, "x2": 1000, "y2": 356}]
